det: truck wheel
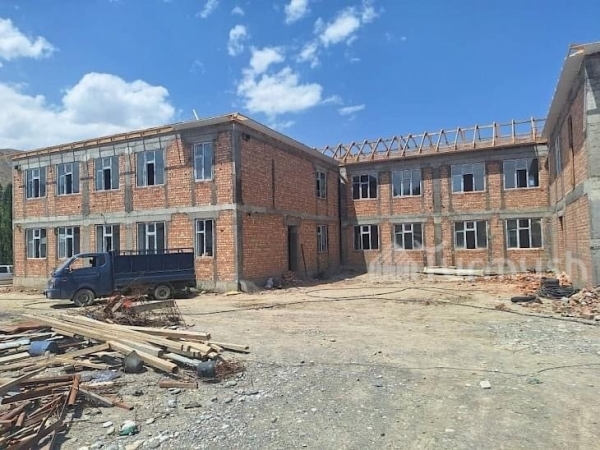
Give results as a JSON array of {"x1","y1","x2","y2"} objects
[
  {"x1": 73, "y1": 289, "x2": 95, "y2": 307},
  {"x1": 153, "y1": 284, "x2": 172, "y2": 301}
]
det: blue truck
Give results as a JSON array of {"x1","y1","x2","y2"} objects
[{"x1": 44, "y1": 249, "x2": 196, "y2": 306}]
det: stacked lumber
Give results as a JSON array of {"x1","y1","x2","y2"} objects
[
  {"x1": 11, "y1": 314, "x2": 249, "y2": 374},
  {"x1": 0, "y1": 369, "x2": 78, "y2": 449}
]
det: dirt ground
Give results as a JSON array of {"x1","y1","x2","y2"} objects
[{"x1": 1, "y1": 274, "x2": 600, "y2": 450}]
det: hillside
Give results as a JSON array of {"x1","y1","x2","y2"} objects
[{"x1": 0, "y1": 149, "x2": 19, "y2": 187}]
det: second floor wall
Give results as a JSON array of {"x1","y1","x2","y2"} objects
[
  {"x1": 342, "y1": 144, "x2": 549, "y2": 222},
  {"x1": 13, "y1": 121, "x2": 342, "y2": 223}
]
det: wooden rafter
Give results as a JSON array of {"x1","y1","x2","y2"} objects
[{"x1": 319, "y1": 118, "x2": 547, "y2": 163}]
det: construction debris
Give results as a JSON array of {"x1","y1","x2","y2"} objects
[
  {"x1": 481, "y1": 271, "x2": 573, "y2": 296},
  {"x1": 0, "y1": 307, "x2": 249, "y2": 448},
  {"x1": 0, "y1": 312, "x2": 248, "y2": 376},
  {"x1": 87, "y1": 295, "x2": 185, "y2": 327},
  {"x1": 549, "y1": 286, "x2": 600, "y2": 320},
  {"x1": 0, "y1": 369, "x2": 78, "y2": 449}
]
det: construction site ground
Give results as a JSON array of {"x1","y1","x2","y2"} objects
[{"x1": 1, "y1": 274, "x2": 600, "y2": 450}]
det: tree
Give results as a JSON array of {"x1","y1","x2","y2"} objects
[{"x1": 0, "y1": 183, "x2": 12, "y2": 264}]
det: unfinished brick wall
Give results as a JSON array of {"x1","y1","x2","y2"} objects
[
  {"x1": 547, "y1": 72, "x2": 594, "y2": 286},
  {"x1": 12, "y1": 127, "x2": 239, "y2": 288},
  {"x1": 239, "y1": 129, "x2": 340, "y2": 281},
  {"x1": 344, "y1": 148, "x2": 551, "y2": 274}
]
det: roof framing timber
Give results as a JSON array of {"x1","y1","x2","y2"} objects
[{"x1": 320, "y1": 118, "x2": 547, "y2": 164}]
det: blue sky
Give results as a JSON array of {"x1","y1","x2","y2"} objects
[{"x1": 0, "y1": 0, "x2": 599, "y2": 151}]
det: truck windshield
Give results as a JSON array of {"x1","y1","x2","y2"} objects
[
  {"x1": 55, "y1": 257, "x2": 78, "y2": 274},
  {"x1": 54, "y1": 255, "x2": 104, "y2": 274}
]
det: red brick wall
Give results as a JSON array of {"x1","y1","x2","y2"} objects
[
  {"x1": 344, "y1": 151, "x2": 550, "y2": 273},
  {"x1": 239, "y1": 132, "x2": 340, "y2": 280},
  {"x1": 13, "y1": 130, "x2": 238, "y2": 285},
  {"x1": 548, "y1": 79, "x2": 593, "y2": 286}
]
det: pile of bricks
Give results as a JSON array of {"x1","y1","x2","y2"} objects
[
  {"x1": 550, "y1": 286, "x2": 600, "y2": 320},
  {"x1": 481, "y1": 272, "x2": 572, "y2": 295}
]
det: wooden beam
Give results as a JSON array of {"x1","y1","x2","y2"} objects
[
  {"x1": 0, "y1": 368, "x2": 45, "y2": 396},
  {"x1": 158, "y1": 379, "x2": 198, "y2": 389},
  {"x1": 78, "y1": 388, "x2": 113, "y2": 407},
  {"x1": 107, "y1": 342, "x2": 178, "y2": 374},
  {"x1": 0, "y1": 352, "x2": 31, "y2": 365},
  {"x1": 126, "y1": 326, "x2": 211, "y2": 341},
  {"x1": 23, "y1": 316, "x2": 162, "y2": 357},
  {"x1": 208, "y1": 341, "x2": 250, "y2": 353}
]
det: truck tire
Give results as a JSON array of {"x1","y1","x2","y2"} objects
[
  {"x1": 153, "y1": 284, "x2": 172, "y2": 301},
  {"x1": 73, "y1": 288, "x2": 95, "y2": 307}
]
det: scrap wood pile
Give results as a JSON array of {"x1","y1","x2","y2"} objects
[
  {"x1": 0, "y1": 368, "x2": 133, "y2": 449},
  {"x1": 0, "y1": 315, "x2": 248, "y2": 449},
  {"x1": 87, "y1": 295, "x2": 185, "y2": 327},
  {"x1": 0, "y1": 369, "x2": 78, "y2": 450}
]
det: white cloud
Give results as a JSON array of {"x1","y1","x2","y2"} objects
[
  {"x1": 313, "y1": 1, "x2": 380, "y2": 49},
  {"x1": 361, "y1": 0, "x2": 378, "y2": 23},
  {"x1": 0, "y1": 73, "x2": 175, "y2": 150},
  {"x1": 285, "y1": 0, "x2": 310, "y2": 24},
  {"x1": 338, "y1": 104, "x2": 365, "y2": 116},
  {"x1": 0, "y1": 18, "x2": 55, "y2": 62},
  {"x1": 297, "y1": 41, "x2": 319, "y2": 68},
  {"x1": 227, "y1": 25, "x2": 248, "y2": 56},
  {"x1": 318, "y1": 8, "x2": 361, "y2": 47},
  {"x1": 231, "y1": 6, "x2": 244, "y2": 16},
  {"x1": 237, "y1": 66, "x2": 322, "y2": 116},
  {"x1": 198, "y1": 0, "x2": 219, "y2": 18},
  {"x1": 249, "y1": 46, "x2": 285, "y2": 75}
]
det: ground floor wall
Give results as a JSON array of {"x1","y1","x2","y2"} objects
[
  {"x1": 12, "y1": 210, "x2": 238, "y2": 291},
  {"x1": 550, "y1": 195, "x2": 593, "y2": 287},
  {"x1": 343, "y1": 214, "x2": 553, "y2": 279},
  {"x1": 12, "y1": 207, "x2": 343, "y2": 292},
  {"x1": 241, "y1": 212, "x2": 341, "y2": 284}
]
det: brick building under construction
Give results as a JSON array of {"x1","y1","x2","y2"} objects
[{"x1": 10, "y1": 41, "x2": 600, "y2": 289}]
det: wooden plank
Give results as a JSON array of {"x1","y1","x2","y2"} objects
[
  {"x1": 208, "y1": 341, "x2": 250, "y2": 353},
  {"x1": 57, "y1": 315, "x2": 203, "y2": 357},
  {"x1": 1, "y1": 383, "x2": 71, "y2": 404},
  {"x1": 19, "y1": 375, "x2": 75, "y2": 387},
  {"x1": 0, "y1": 333, "x2": 53, "y2": 341},
  {"x1": 67, "y1": 376, "x2": 80, "y2": 407},
  {"x1": 22, "y1": 316, "x2": 163, "y2": 357},
  {"x1": 177, "y1": 340, "x2": 212, "y2": 355},
  {"x1": 107, "y1": 342, "x2": 178, "y2": 374},
  {"x1": 61, "y1": 361, "x2": 112, "y2": 371},
  {"x1": 0, "y1": 368, "x2": 45, "y2": 396},
  {"x1": 158, "y1": 379, "x2": 198, "y2": 389},
  {"x1": 209, "y1": 343, "x2": 224, "y2": 353},
  {"x1": 126, "y1": 326, "x2": 211, "y2": 341},
  {"x1": 0, "y1": 344, "x2": 111, "y2": 373},
  {"x1": 0, "y1": 352, "x2": 31, "y2": 365},
  {"x1": 113, "y1": 401, "x2": 134, "y2": 411},
  {"x1": 0, "y1": 339, "x2": 30, "y2": 351},
  {"x1": 0, "y1": 322, "x2": 46, "y2": 334},
  {"x1": 58, "y1": 343, "x2": 110, "y2": 360},
  {"x1": 0, "y1": 401, "x2": 30, "y2": 421},
  {"x1": 78, "y1": 388, "x2": 113, "y2": 407}
]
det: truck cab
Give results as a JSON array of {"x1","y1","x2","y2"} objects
[
  {"x1": 45, "y1": 253, "x2": 112, "y2": 306},
  {"x1": 45, "y1": 248, "x2": 196, "y2": 307}
]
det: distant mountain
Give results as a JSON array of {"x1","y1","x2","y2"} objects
[{"x1": 0, "y1": 149, "x2": 20, "y2": 188}]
